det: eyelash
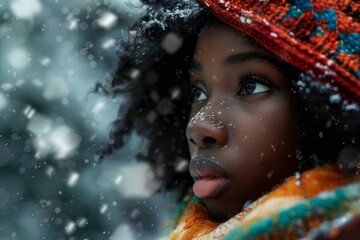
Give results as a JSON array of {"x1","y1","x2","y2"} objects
[
  {"x1": 189, "y1": 83, "x2": 207, "y2": 102},
  {"x1": 237, "y1": 73, "x2": 274, "y2": 95},
  {"x1": 189, "y1": 74, "x2": 274, "y2": 102}
]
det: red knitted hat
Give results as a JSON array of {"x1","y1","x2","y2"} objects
[{"x1": 198, "y1": 0, "x2": 360, "y2": 105}]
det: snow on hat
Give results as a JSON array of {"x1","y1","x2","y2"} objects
[{"x1": 198, "y1": 0, "x2": 360, "y2": 105}]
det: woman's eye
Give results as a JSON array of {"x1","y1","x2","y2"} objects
[
  {"x1": 237, "y1": 76, "x2": 272, "y2": 96},
  {"x1": 190, "y1": 85, "x2": 208, "y2": 102}
]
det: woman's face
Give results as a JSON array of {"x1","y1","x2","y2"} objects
[{"x1": 186, "y1": 21, "x2": 298, "y2": 221}]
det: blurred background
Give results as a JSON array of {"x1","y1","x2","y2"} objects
[{"x1": 0, "y1": 0, "x2": 178, "y2": 239}]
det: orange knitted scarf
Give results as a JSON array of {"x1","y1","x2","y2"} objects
[{"x1": 169, "y1": 164, "x2": 359, "y2": 240}]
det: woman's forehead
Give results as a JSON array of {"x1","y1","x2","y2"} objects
[
  {"x1": 192, "y1": 20, "x2": 284, "y2": 73},
  {"x1": 194, "y1": 20, "x2": 268, "y2": 58}
]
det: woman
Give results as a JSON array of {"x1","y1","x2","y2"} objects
[{"x1": 99, "y1": 0, "x2": 360, "y2": 239}]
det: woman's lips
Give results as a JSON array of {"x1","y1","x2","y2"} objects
[
  {"x1": 192, "y1": 177, "x2": 228, "y2": 199},
  {"x1": 189, "y1": 156, "x2": 230, "y2": 198}
]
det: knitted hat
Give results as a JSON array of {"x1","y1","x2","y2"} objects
[{"x1": 198, "y1": 0, "x2": 360, "y2": 105}]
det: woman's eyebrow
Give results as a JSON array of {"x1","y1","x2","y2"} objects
[
  {"x1": 191, "y1": 52, "x2": 283, "y2": 71},
  {"x1": 224, "y1": 51, "x2": 281, "y2": 67}
]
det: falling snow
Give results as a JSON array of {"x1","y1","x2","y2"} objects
[
  {"x1": 161, "y1": 32, "x2": 184, "y2": 54},
  {"x1": 110, "y1": 224, "x2": 135, "y2": 240},
  {"x1": 7, "y1": 48, "x2": 29, "y2": 69},
  {"x1": 114, "y1": 162, "x2": 161, "y2": 198},
  {"x1": 67, "y1": 171, "x2": 80, "y2": 187},
  {"x1": 102, "y1": 38, "x2": 116, "y2": 49},
  {"x1": 0, "y1": 92, "x2": 8, "y2": 110},
  {"x1": 10, "y1": 0, "x2": 42, "y2": 20},
  {"x1": 1, "y1": 0, "x2": 359, "y2": 240},
  {"x1": 65, "y1": 221, "x2": 76, "y2": 235},
  {"x1": 97, "y1": 11, "x2": 118, "y2": 29}
]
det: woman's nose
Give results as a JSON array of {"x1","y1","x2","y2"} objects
[{"x1": 186, "y1": 110, "x2": 229, "y2": 149}]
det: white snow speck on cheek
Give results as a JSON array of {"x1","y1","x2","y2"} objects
[{"x1": 220, "y1": 145, "x2": 228, "y2": 150}]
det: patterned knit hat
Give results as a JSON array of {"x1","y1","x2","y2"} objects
[{"x1": 198, "y1": 0, "x2": 360, "y2": 105}]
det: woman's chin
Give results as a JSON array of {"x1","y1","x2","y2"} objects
[{"x1": 203, "y1": 198, "x2": 244, "y2": 222}]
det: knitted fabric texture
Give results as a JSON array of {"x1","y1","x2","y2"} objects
[
  {"x1": 169, "y1": 164, "x2": 360, "y2": 239},
  {"x1": 198, "y1": 0, "x2": 360, "y2": 105}
]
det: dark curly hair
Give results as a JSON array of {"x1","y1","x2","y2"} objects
[{"x1": 97, "y1": 0, "x2": 360, "y2": 197}]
